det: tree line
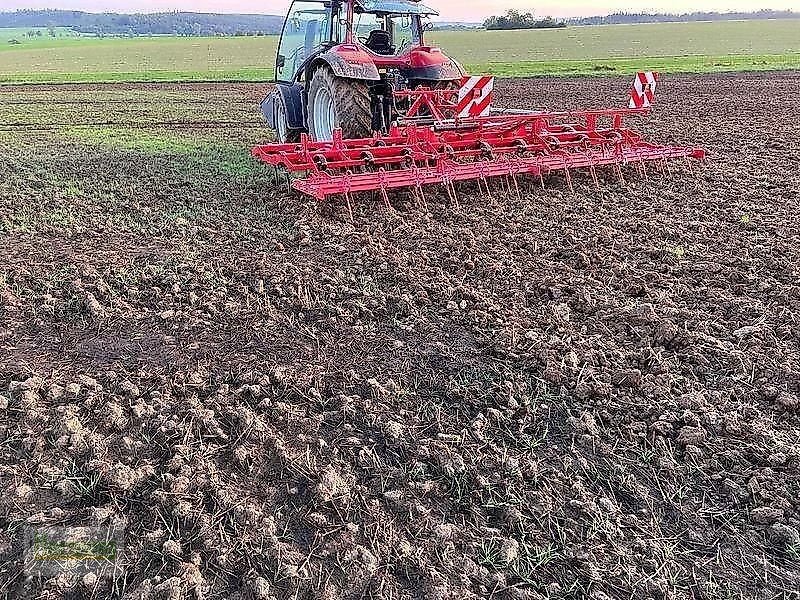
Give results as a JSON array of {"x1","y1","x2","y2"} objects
[
  {"x1": 2, "y1": 8, "x2": 796, "y2": 37},
  {"x1": 483, "y1": 8, "x2": 796, "y2": 30},
  {"x1": 569, "y1": 9, "x2": 797, "y2": 26},
  {"x1": 484, "y1": 11, "x2": 566, "y2": 30},
  {"x1": 0, "y1": 10, "x2": 283, "y2": 36}
]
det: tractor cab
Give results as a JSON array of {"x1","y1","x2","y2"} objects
[
  {"x1": 352, "y1": 1, "x2": 435, "y2": 56},
  {"x1": 275, "y1": 0, "x2": 439, "y2": 81},
  {"x1": 265, "y1": 0, "x2": 464, "y2": 143}
]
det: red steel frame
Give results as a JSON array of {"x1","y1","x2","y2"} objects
[{"x1": 252, "y1": 88, "x2": 706, "y2": 203}]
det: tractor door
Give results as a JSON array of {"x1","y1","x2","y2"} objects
[{"x1": 276, "y1": 0, "x2": 335, "y2": 82}]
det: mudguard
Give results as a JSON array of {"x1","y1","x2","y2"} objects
[
  {"x1": 261, "y1": 83, "x2": 305, "y2": 131},
  {"x1": 312, "y1": 46, "x2": 381, "y2": 81},
  {"x1": 402, "y1": 61, "x2": 464, "y2": 81},
  {"x1": 403, "y1": 48, "x2": 465, "y2": 81}
]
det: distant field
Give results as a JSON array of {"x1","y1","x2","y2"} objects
[{"x1": 1, "y1": 19, "x2": 799, "y2": 83}]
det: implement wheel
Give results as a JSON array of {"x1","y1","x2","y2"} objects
[{"x1": 307, "y1": 67, "x2": 372, "y2": 142}]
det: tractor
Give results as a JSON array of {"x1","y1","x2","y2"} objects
[{"x1": 262, "y1": 0, "x2": 464, "y2": 142}]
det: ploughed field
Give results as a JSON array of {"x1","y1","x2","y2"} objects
[{"x1": 1, "y1": 73, "x2": 799, "y2": 599}]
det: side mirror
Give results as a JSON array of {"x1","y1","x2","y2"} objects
[{"x1": 276, "y1": 54, "x2": 286, "y2": 70}]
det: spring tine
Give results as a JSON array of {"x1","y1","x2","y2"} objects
[
  {"x1": 376, "y1": 168, "x2": 396, "y2": 213},
  {"x1": 561, "y1": 157, "x2": 574, "y2": 196},
  {"x1": 450, "y1": 181, "x2": 461, "y2": 210},
  {"x1": 417, "y1": 184, "x2": 428, "y2": 213},
  {"x1": 443, "y1": 180, "x2": 456, "y2": 208},
  {"x1": 381, "y1": 186, "x2": 393, "y2": 212},
  {"x1": 482, "y1": 176, "x2": 492, "y2": 201},
  {"x1": 588, "y1": 154, "x2": 600, "y2": 191},
  {"x1": 614, "y1": 162, "x2": 627, "y2": 186},
  {"x1": 511, "y1": 170, "x2": 521, "y2": 199},
  {"x1": 539, "y1": 170, "x2": 546, "y2": 190},
  {"x1": 345, "y1": 191, "x2": 354, "y2": 223}
]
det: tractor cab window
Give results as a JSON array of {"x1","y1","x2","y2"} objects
[
  {"x1": 276, "y1": 1, "x2": 332, "y2": 81},
  {"x1": 354, "y1": 12, "x2": 420, "y2": 56},
  {"x1": 391, "y1": 15, "x2": 419, "y2": 54}
]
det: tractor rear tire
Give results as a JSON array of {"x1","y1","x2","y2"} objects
[{"x1": 307, "y1": 67, "x2": 372, "y2": 142}]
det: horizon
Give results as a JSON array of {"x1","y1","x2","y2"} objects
[{"x1": 3, "y1": 1, "x2": 800, "y2": 21}]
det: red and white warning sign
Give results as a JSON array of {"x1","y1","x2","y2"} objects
[
  {"x1": 456, "y1": 76, "x2": 494, "y2": 118},
  {"x1": 629, "y1": 71, "x2": 658, "y2": 109}
]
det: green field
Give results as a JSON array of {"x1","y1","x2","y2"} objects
[{"x1": 1, "y1": 19, "x2": 799, "y2": 83}]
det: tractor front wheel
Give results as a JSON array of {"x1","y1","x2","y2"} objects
[{"x1": 307, "y1": 67, "x2": 371, "y2": 142}]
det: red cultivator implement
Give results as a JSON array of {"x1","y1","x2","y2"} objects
[
  {"x1": 252, "y1": 1, "x2": 704, "y2": 211},
  {"x1": 253, "y1": 72, "x2": 705, "y2": 207}
]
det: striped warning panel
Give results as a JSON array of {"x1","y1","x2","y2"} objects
[
  {"x1": 456, "y1": 76, "x2": 494, "y2": 118},
  {"x1": 629, "y1": 71, "x2": 658, "y2": 109}
]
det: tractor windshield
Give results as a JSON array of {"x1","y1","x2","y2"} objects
[
  {"x1": 353, "y1": 0, "x2": 437, "y2": 55},
  {"x1": 276, "y1": 0, "x2": 334, "y2": 82},
  {"x1": 353, "y1": 11, "x2": 421, "y2": 55}
]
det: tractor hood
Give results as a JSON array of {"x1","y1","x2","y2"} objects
[{"x1": 355, "y1": 0, "x2": 439, "y2": 15}]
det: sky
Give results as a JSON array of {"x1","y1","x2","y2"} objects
[{"x1": 3, "y1": 0, "x2": 800, "y2": 21}]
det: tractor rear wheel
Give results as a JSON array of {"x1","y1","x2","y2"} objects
[{"x1": 307, "y1": 67, "x2": 371, "y2": 142}]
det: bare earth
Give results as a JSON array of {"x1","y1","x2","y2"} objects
[{"x1": 0, "y1": 72, "x2": 799, "y2": 600}]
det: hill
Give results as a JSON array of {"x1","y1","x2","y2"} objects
[
  {"x1": 570, "y1": 9, "x2": 797, "y2": 26},
  {"x1": 0, "y1": 9, "x2": 283, "y2": 36}
]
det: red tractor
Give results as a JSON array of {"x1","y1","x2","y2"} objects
[{"x1": 262, "y1": 0, "x2": 464, "y2": 142}]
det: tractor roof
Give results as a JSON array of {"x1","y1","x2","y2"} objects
[{"x1": 355, "y1": 0, "x2": 439, "y2": 16}]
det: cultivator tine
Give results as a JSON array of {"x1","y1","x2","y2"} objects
[
  {"x1": 639, "y1": 157, "x2": 649, "y2": 182},
  {"x1": 479, "y1": 175, "x2": 492, "y2": 201},
  {"x1": 381, "y1": 187, "x2": 392, "y2": 212},
  {"x1": 414, "y1": 183, "x2": 428, "y2": 213},
  {"x1": 562, "y1": 157, "x2": 575, "y2": 196},
  {"x1": 442, "y1": 179, "x2": 460, "y2": 209},
  {"x1": 614, "y1": 162, "x2": 627, "y2": 186},
  {"x1": 377, "y1": 169, "x2": 396, "y2": 213},
  {"x1": 421, "y1": 186, "x2": 429, "y2": 212},
  {"x1": 344, "y1": 191, "x2": 354, "y2": 222},
  {"x1": 340, "y1": 169, "x2": 355, "y2": 222},
  {"x1": 587, "y1": 153, "x2": 600, "y2": 191},
  {"x1": 451, "y1": 181, "x2": 461, "y2": 209},
  {"x1": 510, "y1": 169, "x2": 521, "y2": 199},
  {"x1": 633, "y1": 158, "x2": 643, "y2": 180}
]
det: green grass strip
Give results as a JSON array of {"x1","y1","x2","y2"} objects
[{"x1": 1, "y1": 53, "x2": 798, "y2": 85}]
